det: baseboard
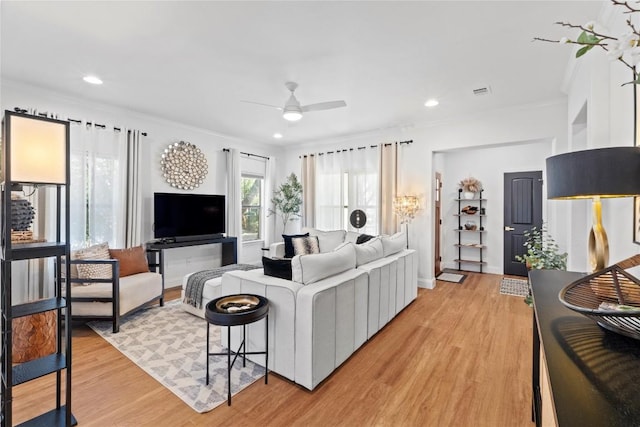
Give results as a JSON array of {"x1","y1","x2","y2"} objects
[{"x1": 418, "y1": 277, "x2": 435, "y2": 289}]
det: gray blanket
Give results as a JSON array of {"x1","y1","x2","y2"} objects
[{"x1": 183, "y1": 264, "x2": 261, "y2": 309}]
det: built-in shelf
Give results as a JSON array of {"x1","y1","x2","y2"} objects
[{"x1": 454, "y1": 189, "x2": 485, "y2": 273}]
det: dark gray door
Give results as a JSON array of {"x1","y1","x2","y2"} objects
[{"x1": 504, "y1": 171, "x2": 543, "y2": 276}]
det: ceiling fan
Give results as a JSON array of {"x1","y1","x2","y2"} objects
[{"x1": 242, "y1": 82, "x2": 347, "y2": 122}]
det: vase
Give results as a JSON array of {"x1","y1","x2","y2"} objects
[{"x1": 463, "y1": 191, "x2": 475, "y2": 200}]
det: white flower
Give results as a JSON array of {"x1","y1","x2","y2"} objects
[
  {"x1": 619, "y1": 33, "x2": 640, "y2": 50},
  {"x1": 607, "y1": 40, "x2": 624, "y2": 60},
  {"x1": 584, "y1": 21, "x2": 596, "y2": 30},
  {"x1": 559, "y1": 37, "x2": 571, "y2": 44},
  {"x1": 627, "y1": 47, "x2": 640, "y2": 66}
]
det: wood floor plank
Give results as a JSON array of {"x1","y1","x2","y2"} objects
[{"x1": 11, "y1": 273, "x2": 534, "y2": 426}]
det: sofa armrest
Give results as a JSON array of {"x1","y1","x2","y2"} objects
[
  {"x1": 66, "y1": 258, "x2": 119, "y2": 285},
  {"x1": 268, "y1": 242, "x2": 285, "y2": 258}
]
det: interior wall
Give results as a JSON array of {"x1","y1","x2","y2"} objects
[
  {"x1": 2, "y1": 79, "x2": 283, "y2": 286},
  {"x1": 281, "y1": 100, "x2": 569, "y2": 288},
  {"x1": 438, "y1": 139, "x2": 553, "y2": 275}
]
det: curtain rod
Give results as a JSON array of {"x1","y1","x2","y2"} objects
[
  {"x1": 299, "y1": 139, "x2": 413, "y2": 158},
  {"x1": 223, "y1": 148, "x2": 270, "y2": 160},
  {"x1": 13, "y1": 107, "x2": 148, "y2": 136}
]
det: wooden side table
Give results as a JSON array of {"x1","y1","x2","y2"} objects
[{"x1": 205, "y1": 294, "x2": 269, "y2": 405}]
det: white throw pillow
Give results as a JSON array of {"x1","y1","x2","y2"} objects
[
  {"x1": 291, "y1": 242, "x2": 356, "y2": 285},
  {"x1": 301, "y1": 227, "x2": 346, "y2": 252},
  {"x1": 344, "y1": 231, "x2": 360, "y2": 244},
  {"x1": 354, "y1": 237, "x2": 384, "y2": 267},
  {"x1": 381, "y1": 231, "x2": 406, "y2": 256}
]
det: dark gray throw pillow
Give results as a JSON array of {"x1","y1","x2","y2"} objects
[
  {"x1": 262, "y1": 256, "x2": 292, "y2": 280},
  {"x1": 356, "y1": 234, "x2": 375, "y2": 244},
  {"x1": 282, "y1": 233, "x2": 309, "y2": 258}
]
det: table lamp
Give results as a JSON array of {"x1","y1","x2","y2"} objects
[{"x1": 546, "y1": 147, "x2": 640, "y2": 272}]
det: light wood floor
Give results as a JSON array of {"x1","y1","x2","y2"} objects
[{"x1": 12, "y1": 272, "x2": 534, "y2": 426}]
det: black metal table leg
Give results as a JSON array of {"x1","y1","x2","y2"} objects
[
  {"x1": 206, "y1": 322, "x2": 210, "y2": 385},
  {"x1": 227, "y1": 326, "x2": 231, "y2": 406}
]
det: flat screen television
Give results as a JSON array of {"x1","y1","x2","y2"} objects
[{"x1": 153, "y1": 192, "x2": 225, "y2": 241}]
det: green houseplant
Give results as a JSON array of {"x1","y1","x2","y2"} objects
[
  {"x1": 269, "y1": 173, "x2": 303, "y2": 233},
  {"x1": 516, "y1": 225, "x2": 567, "y2": 306}
]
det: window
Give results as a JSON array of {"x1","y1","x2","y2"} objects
[
  {"x1": 315, "y1": 148, "x2": 379, "y2": 235},
  {"x1": 241, "y1": 175, "x2": 263, "y2": 242},
  {"x1": 69, "y1": 126, "x2": 125, "y2": 249}
]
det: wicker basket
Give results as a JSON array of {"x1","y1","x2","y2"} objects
[{"x1": 559, "y1": 254, "x2": 640, "y2": 339}]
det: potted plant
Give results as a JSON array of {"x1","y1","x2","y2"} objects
[
  {"x1": 268, "y1": 173, "x2": 303, "y2": 234},
  {"x1": 516, "y1": 225, "x2": 567, "y2": 306},
  {"x1": 458, "y1": 177, "x2": 482, "y2": 199}
]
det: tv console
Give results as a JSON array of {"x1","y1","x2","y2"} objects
[{"x1": 146, "y1": 236, "x2": 238, "y2": 272}]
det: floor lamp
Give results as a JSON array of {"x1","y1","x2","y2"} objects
[
  {"x1": 546, "y1": 147, "x2": 640, "y2": 272},
  {"x1": 393, "y1": 195, "x2": 420, "y2": 248}
]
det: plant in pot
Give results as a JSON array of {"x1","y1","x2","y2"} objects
[
  {"x1": 268, "y1": 173, "x2": 303, "y2": 234},
  {"x1": 458, "y1": 177, "x2": 482, "y2": 199},
  {"x1": 516, "y1": 225, "x2": 568, "y2": 306}
]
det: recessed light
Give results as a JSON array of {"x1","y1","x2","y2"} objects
[
  {"x1": 424, "y1": 99, "x2": 439, "y2": 107},
  {"x1": 83, "y1": 75, "x2": 103, "y2": 85},
  {"x1": 273, "y1": 133, "x2": 283, "y2": 139}
]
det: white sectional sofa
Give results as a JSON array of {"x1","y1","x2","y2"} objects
[{"x1": 220, "y1": 228, "x2": 417, "y2": 390}]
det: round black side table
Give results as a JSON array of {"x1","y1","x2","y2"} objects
[{"x1": 205, "y1": 294, "x2": 269, "y2": 406}]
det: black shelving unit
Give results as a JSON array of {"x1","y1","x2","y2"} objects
[
  {"x1": 454, "y1": 188, "x2": 486, "y2": 273},
  {"x1": 1, "y1": 111, "x2": 76, "y2": 426}
]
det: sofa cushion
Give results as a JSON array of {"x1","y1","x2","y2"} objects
[
  {"x1": 109, "y1": 245, "x2": 150, "y2": 277},
  {"x1": 344, "y1": 231, "x2": 360, "y2": 244},
  {"x1": 292, "y1": 236, "x2": 320, "y2": 255},
  {"x1": 302, "y1": 227, "x2": 346, "y2": 252},
  {"x1": 262, "y1": 256, "x2": 292, "y2": 280},
  {"x1": 354, "y1": 237, "x2": 384, "y2": 267},
  {"x1": 382, "y1": 231, "x2": 405, "y2": 256},
  {"x1": 72, "y1": 242, "x2": 112, "y2": 283},
  {"x1": 291, "y1": 242, "x2": 356, "y2": 285},
  {"x1": 283, "y1": 233, "x2": 309, "y2": 258}
]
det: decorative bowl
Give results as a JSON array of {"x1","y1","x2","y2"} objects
[{"x1": 559, "y1": 255, "x2": 640, "y2": 340}]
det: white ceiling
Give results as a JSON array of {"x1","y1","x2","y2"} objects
[{"x1": 1, "y1": 1, "x2": 603, "y2": 146}]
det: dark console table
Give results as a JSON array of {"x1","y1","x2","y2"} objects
[
  {"x1": 146, "y1": 236, "x2": 238, "y2": 272},
  {"x1": 531, "y1": 269, "x2": 640, "y2": 427}
]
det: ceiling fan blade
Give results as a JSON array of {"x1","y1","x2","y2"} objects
[
  {"x1": 240, "y1": 100, "x2": 283, "y2": 111},
  {"x1": 301, "y1": 100, "x2": 347, "y2": 112}
]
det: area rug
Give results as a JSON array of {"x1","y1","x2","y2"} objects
[
  {"x1": 436, "y1": 271, "x2": 466, "y2": 284},
  {"x1": 88, "y1": 300, "x2": 265, "y2": 413},
  {"x1": 500, "y1": 277, "x2": 529, "y2": 297}
]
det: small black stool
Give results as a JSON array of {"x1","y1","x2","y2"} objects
[{"x1": 205, "y1": 294, "x2": 269, "y2": 406}]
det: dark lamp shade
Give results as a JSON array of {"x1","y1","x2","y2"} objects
[{"x1": 546, "y1": 147, "x2": 640, "y2": 199}]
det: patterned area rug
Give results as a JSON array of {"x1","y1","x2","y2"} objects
[
  {"x1": 88, "y1": 300, "x2": 265, "y2": 413},
  {"x1": 500, "y1": 277, "x2": 529, "y2": 297}
]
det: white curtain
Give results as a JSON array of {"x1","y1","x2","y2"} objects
[
  {"x1": 124, "y1": 130, "x2": 143, "y2": 247},
  {"x1": 226, "y1": 148, "x2": 243, "y2": 261},
  {"x1": 314, "y1": 147, "x2": 379, "y2": 235},
  {"x1": 301, "y1": 155, "x2": 316, "y2": 229},
  {"x1": 70, "y1": 122, "x2": 127, "y2": 249},
  {"x1": 263, "y1": 156, "x2": 274, "y2": 246}
]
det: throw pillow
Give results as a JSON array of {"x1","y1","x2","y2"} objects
[
  {"x1": 283, "y1": 233, "x2": 309, "y2": 258},
  {"x1": 381, "y1": 231, "x2": 406, "y2": 256},
  {"x1": 354, "y1": 237, "x2": 384, "y2": 267},
  {"x1": 292, "y1": 235, "x2": 320, "y2": 255},
  {"x1": 72, "y1": 242, "x2": 112, "y2": 284},
  {"x1": 109, "y1": 245, "x2": 150, "y2": 278},
  {"x1": 356, "y1": 234, "x2": 375, "y2": 244},
  {"x1": 290, "y1": 242, "x2": 356, "y2": 285},
  {"x1": 262, "y1": 256, "x2": 292, "y2": 280}
]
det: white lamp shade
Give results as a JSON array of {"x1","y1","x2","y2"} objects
[{"x1": 10, "y1": 115, "x2": 67, "y2": 184}]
